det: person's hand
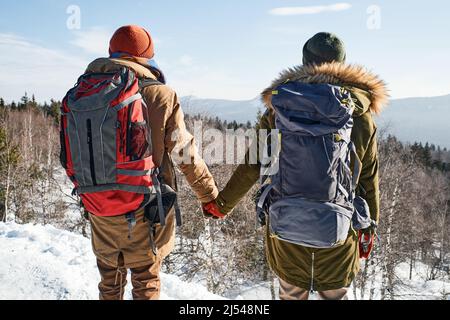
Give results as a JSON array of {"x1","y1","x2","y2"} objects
[
  {"x1": 202, "y1": 201, "x2": 227, "y2": 220},
  {"x1": 358, "y1": 229, "x2": 375, "y2": 259}
]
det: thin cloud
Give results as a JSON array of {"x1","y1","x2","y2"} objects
[
  {"x1": 269, "y1": 3, "x2": 352, "y2": 16},
  {"x1": 158, "y1": 58, "x2": 258, "y2": 100},
  {"x1": 178, "y1": 54, "x2": 194, "y2": 67},
  {"x1": 0, "y1": 33, "x2": 88, "y2": 102},
  {"x1": 70, "y1": 27, "x2": 112, "y2": 56},
  {"x1": 70, "y1": 26, "x2": 162, "y2": 56},
  {"x1": 0, "y1": 33, "x2": 255, "y2": 103}
]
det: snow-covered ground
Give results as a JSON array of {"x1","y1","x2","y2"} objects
[
  {"x1": 232, "y1": 264, "x2": 450, "y2": 301},
  {"x1": 0, "y1": 222, "x2": 223, "y2": 300},
  {"x1": 0, "y1": 222, "x2": 448, "y2": 300}
]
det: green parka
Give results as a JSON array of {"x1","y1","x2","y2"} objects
[{"x1": 217, "y1": 62, "x2": 389, "y2": 291}]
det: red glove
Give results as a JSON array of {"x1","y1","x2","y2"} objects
[
  {"x1": 202, "y1": 201, "x2": 226, "y2": 219},
  {"x1": 358, "y1": 231, "x2": 374, "y2": 259}
]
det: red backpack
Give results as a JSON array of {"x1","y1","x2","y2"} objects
[{"x1": 60, "y1": 67, "x2": 167, "y2": 223}]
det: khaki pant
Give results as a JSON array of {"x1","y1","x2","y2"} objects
[
  {"x1": 279, "y1": 279, "x2": 349, "y2": 300},
  {"x1": 97, "y1": 253, "x2": 162, "y2": 300},
  {"x1": 89, "y1": 209, "x2": 176, "y2": 300}
]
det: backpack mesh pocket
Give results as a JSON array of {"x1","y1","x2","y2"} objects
[{"x1": 129, "y1": 122, "x2": 151, "y2": 161}]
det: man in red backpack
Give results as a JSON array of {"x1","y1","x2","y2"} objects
[{"x1": 75, "y1": 25, "x2": 218, "y2": 300}]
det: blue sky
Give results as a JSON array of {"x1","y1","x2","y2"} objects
[{"x1": 1, "y1": 0, "x2": 449, "y2": 102}]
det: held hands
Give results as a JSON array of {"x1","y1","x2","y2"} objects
[
  {"x1": 202, "y1": 193, "x2": 232, "y2": 220},
  {"x1": 202, "y1": 201, "x2": 227, "y2": 220}
]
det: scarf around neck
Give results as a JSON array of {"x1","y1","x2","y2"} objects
[{"x1": 110, "y1": 52, "x2": 167, "y2": 84}]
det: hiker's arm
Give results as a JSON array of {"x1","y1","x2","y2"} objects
[
  {"x1": 351, "y1": 110, "x2": 380, "y2": 225},
  {"x1": 217, "y1": 111, "x2": 273, "y2": 214},
  {"x1": 164, "y1": 93, "x2": 219, "y2": 204},
  {"x1": 359, "y1": 129, "x2": 380, "y2": 224}
]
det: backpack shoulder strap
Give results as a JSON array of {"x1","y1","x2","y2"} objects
[{"x1": 138, "y1": 78, "x2": 163, "y2": 111}]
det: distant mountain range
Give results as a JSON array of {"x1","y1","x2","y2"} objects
[
  {"x1": 379, "y1": 95, "x2": 450, "y2": 149},
  {"x1": 180, "y1": 96, "x2": 263, "y2": 124},
  {"x1": 181, "y1": 94, "x2": 450, "y2": 149}
]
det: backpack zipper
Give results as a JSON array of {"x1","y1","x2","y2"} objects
[
  {"x1": 86, "y1": 119, "x2": 97, "y2": 186},
  {"x1": 126, "y1": 103, "x2": 134, "y2": 160},
  {"x1": 116, "y1": 121, "x2": 123, "y2": 155},
  {"x1": 310, "y1": 252, "x2": 315, "y2": 293}
]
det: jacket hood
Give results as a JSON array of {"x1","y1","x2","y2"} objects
[
  {"x1": 86, "y1": 57, "x2": 159, "y2": 81},
  {"x1": 261, "y1": 62, "x2": 389, "y2": 115}
]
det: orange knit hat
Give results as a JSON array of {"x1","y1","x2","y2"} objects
[{"x1": 109, "y1": 25, "x2": 154, "y2": 59}]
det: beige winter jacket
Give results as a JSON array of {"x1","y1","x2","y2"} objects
[{"x1": 85, "y1": 57, "x2": 218, "y2": 268}]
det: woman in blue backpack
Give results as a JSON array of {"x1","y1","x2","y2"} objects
[{"x1": 205, "y1": 32, "x2": 388, "y2": 300}]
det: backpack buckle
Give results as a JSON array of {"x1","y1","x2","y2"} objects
[{"x1": 333, "y1": 134, "x2": 343, "y2": 143}]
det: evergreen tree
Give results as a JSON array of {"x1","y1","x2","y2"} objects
[
  {"x1": 30, "y1": 94, "x2": 38, "y2": 111},
  {"x1": 19, "y1": 92, "x2": 29, "y2": 110},
  {"x1": 47, "y1": 100, "x2": 61, "y2": 125},
  {"x1": 423, "y1": 142, "x2": 432, "y2": 167}
]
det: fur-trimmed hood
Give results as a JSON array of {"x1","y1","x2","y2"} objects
[{"x1": 261, "y1": 62, "x2": 389, "y2": 115}]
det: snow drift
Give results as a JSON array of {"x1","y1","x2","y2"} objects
[
  {"x1": 0, "y1": 222, "x2": 223, "y2": 300},
  {"x1": 0, "y1": 222, "x2": 448, "y2": 300}
]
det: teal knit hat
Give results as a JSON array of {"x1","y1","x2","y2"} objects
[{"x1": 303, "y1": 32, "x2": 346, "y2": 65}]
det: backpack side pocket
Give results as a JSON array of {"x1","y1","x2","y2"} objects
[
  {"x1": 352, "y1": 196, "x2": 371, "y2": 230},
  {"x1": 129, "y1": 121, "x2": 151, "y2": 161}
]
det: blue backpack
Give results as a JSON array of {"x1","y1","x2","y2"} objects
[{"x1": 257, "y1": 82, "x2": 371, "y2": 248}]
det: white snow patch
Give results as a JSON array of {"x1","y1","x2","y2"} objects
[
  {"x1": 1, "y1": 222, "x2": 448, "y2": 300},
  {"x1": 0, "y1": 222, "x2": 223, "y2": 300}
]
